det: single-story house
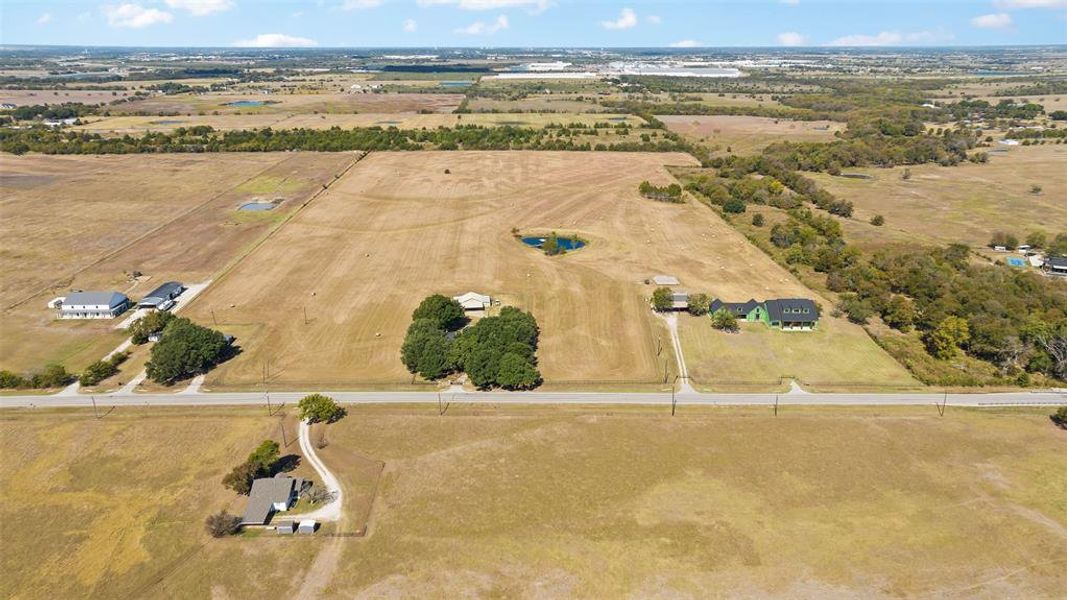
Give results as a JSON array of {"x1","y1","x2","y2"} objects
[
  {"x1": 241, "y1": 475, "x2": 304, "y2": 526},
  {"x1": 138, "y1": 281, "x2": 185, "y2": 309},
  {"x1": 651, "y1": 275, "x2": 681, "y2": 286},
  {"x1": 1045, "y1": 256, "x2": 1067, "y2": 277},
  {"x1": 57, "y1": 291, "x2": 130, "y2": 319},
  {"x1": 709, "y1": 298, "x2": 819, "y2": 330},
  {"x1": 453, "y1": 291, "x2": 491, "y2": 311}
]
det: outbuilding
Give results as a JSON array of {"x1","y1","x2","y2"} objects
[
  {"x1": 297, "y1": 520, "x2": 317, "y2": 535},
  {"x1": 1045, "y1": 256, "x2": 1067, "y2": 277},
  {"x1": 651, "y1": 275, "x2": 680, "y2": 286},
  {"x1": 57, "y1": 291, "x2": 130, "y2": 319},
  {"x1": 453, "y1": 291, "x2": 491, "y2": 311},
  {"x1": 138, "y1": 281, "x2": 185, "y2": 309}
]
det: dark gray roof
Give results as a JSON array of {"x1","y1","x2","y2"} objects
[
  {"x1": 63, "y1": 291, "x2": 128, "y2": 308},
  {"x1": 710, "y1": 299, "x2": 759, "y2": 316},
  {"x1": 765, "y1": 298, "x2": 818, "y2": 322},
  {"x1": 241, "y1": 476, "x2": 299, "y2": 525},
  {"x1": 139, "y1": 281, "x2": 184, "y2": 306},
  {"x1": 1047, "y1": 256, "x2": 1067, "y2": 269}
]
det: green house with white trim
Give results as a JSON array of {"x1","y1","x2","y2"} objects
[{"x1": 709, "y1": 298, "x2": 819, "y2": 330}]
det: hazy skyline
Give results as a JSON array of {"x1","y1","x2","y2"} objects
[{"x1": 2, "y1": 0, "x2": 1065, "y2": 48}]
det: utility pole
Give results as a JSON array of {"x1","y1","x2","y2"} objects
[
  {"x1": 91, "y1": 395, "x2": 99, "y2": 419},
  {"x1": 437, "y1": 392, "x2": 443, "y2": 416},
  {"x1": 211, "y1": 309, "x2": 217, "y2": 325},
  {"x1": 303, "y1": 306, "x2": 308, "y2": 325},
  {"x1": 280, "y1": 420, "x2": 288, "y2": 447},
  {"x1": 774, "y1": 394, "x2": 779, "y2": 417},
  {"x1": 671, "y1": 376, "x2": 677, "y2": 416},
  {"x1": 265, "y1": 391, "x2": 272, "y2": 416},
  {"x1": 938, "y1": 391, "x2": 947, "y2": 417}
]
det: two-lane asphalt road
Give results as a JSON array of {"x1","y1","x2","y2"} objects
[{"x1": 2, "y1": 388, "x2": 1065, "y2": 409}]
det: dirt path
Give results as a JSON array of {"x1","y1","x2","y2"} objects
[
  {"x1": 659, "y1": 312, "x2": 695, "y2": 394},
  {"x1": 293, "y1": 420, "x2": 346, "y2": 599},
  {"x1": 297, "y1": 419, "x2": 343, "y2": 522}
]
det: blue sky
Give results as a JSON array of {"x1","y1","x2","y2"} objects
[{"x1": 2, "y1": 1, "x2": 1065, "y2": 48}]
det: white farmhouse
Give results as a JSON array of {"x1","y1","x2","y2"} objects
[
  {"x1": 453, "y1": 291, "x2": 492, "y2": 311},
  {"x1": 57, "y1": 291, "x2": 130, "y2": 319}
]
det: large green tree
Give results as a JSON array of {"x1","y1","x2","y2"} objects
[
  {"x1": 145, "y1": 317, "x2": 231, "y2": 384},
  {"x1": 411, "y1": 294, "x2": 467, "y2": 331},
  {"x1": 298, "y1": 393, "x2": 345, "y2": 424}
]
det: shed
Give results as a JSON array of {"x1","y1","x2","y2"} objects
[
  {"x1": 651, "y1": 275, "x2": 680, "y2": 286},
  {"x1": 297, "y1": 520, "x2": 317, "y2": 535},
  {"x1": 671, "y1": 291, "x2": 689, "y2": 311},
  {"x1": 276, "y1": 522, "x2": 297, "y2": 535},
  {"x1": 138, "y1": 281, "x2": 185, "y2": 309},
  {"x1": 453, "y1": 291, "x2": 491, "y2": 311}
]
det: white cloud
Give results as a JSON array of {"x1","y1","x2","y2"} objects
[
  {"x1": 994, "y1": 0, "x2": 1067, "y2": 7},
  {"x1": 829, "y1": 29, "x2": 953, "y2": 46},
  {"x1": 777, "y1": 31, "x2": 807, "y2": 46},
  {"x1": 37, "y1": 12, "x2": 53, "y2": 24},
  {"x1": 233, "y1": 33, "x2": 318, "y2": 47},
  {"x1": 454, "y1": 14, "x2": 508, "y2": 34},
  {"x1": 972, "y1": 13, "x2": 1014, "y2": 28},
  {"x1": 164, "y1": 0, "x2": 234, "y2": 16},
  {"x1": 341, "y1": 0, "x2": 382, "y2": 9},
  {"x1": 669, "y1": 39, "x2": 702, "y2": 48},
  {"x1": 418, "y1": 0, "x2": 551, "y2": 11},
  {"x1": 646, "y1": 15, "x2": 661, "y2": 24},
  {"x1": 601, "y1": 7, "x2": 637, "y2": 30},
  {"x1": 102, "y1": 4, "x2": 174, "y2": 28},
  {"x1": 403, "y1": 18, "x2": 418, "y2": 32}
]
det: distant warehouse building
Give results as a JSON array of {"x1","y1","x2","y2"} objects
[
  {"x1": 138, "y1": 281, "x2": 185, "y2": 310},
  {"x1": 57, "y1": 291, "x2": 130, "y2": 319}
]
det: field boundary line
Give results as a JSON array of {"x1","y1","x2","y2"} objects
[
  {"x1": 5, "y1": 154, "x2": 312, "y2": 311},
  {"x1": 180, "y1": 151, "x2": 368, "y2": 316}
]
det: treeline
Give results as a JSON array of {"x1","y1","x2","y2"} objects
[
  {"x1": 704, "y1": 154, "x2": 855, "y2": 216},
  {"x1": 638, "y1": 180, "x2": 683, "y2": 203},
  {"x1": 4, "y1": 102, "x2": 98, "y2": 120},
  {"x1": 0, "y1": 364, "x2": 74, "y2": 390},
  {"x1": 0, "y1": 124, "x2": 696, "y2": 155},
  {"x1": 762, "y1": 129, "x2": 977, "y2": 172},
  {"x1": 600, "y1": 99, "x2": 832, "y2": 121},
  {"x1": 943, "y1": 99, "x2": 1044, "y2": 121}
]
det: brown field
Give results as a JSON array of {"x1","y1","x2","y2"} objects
[
  {"x1": 183, "y1": 150, "x2": 903, "y2": 389},
  {"x1": 0, "y1": 88, "x2": 135, "y2": 106},
  {"x1": 8, "y1": 405, "x2": 1064, "y2": 598},
  {"x1": 74, "y1": 111, "x2": 643, "y2": 134},
  {"x1": 0, "y1": 153, "x2": 356, "y2": 374},
  {"x1": 659, "y1": 114, "x2": 845, "y2": 154},
  {"x1": 107, "y1": 91, "x2": 464, "y2": 116},
  {"x1": 808, "y1": 145, "x2": 1067, "y2": 251}
]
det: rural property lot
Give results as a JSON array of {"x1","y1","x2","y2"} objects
[
  {"x1": 3, "y1": 406, "x2": 1064, "y2": 598},
  {"x1": 808, "y1": 145, "x2": 1067, "y2": 251},
  {"x1": 0, "y1": 153, "x2": 356, "y2": 373},
  {"x1": 106, "y1": 91, "x2": 465, "y2": 116},
  {"x1": 185, "y1": 150, "x2": 904, "y2": 390},
  {"x1": 659, "y1": 114, "x2": 845, "y2": 154}
]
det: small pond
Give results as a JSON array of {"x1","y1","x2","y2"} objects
[
  {"x1": 225, "y1": 100, "x2": 268, "y2": 107},
  {"x1": 522, "y1": 235, "x2": 585, "y2": 251},
  {"x1": 440, "y1": 81, "x2": 472, "y2": 88},
  {"x1": 238, "y1": 202, "x2": 277, "y2": 212}
]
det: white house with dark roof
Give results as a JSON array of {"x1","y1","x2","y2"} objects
[{"x1": 57, "y1": 291, "x2": 130, "y2": 319}]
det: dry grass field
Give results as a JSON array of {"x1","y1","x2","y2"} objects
[
  {"x1": 0, "y1": 153, "x2": 356, "y2": 374},
  {"x1": 183, "y1": 150, "x2": 904, "y2": 390},
  {"x1": 808, "y1": 145, "x2": 1067, "y2": 251},
  {"x1": 106, "y1": 91, "x2": 464, "y2": 116},
  {"x1": 74, "y1": 112, "x2": 643, "y2": 134},
  {"x1": 0, "y1": 88, "x2": 135, "y2": 106},
  {"x1": 3, "y1": 405, "x2": 1064, "y2": 599},
  {"x1": 659, "y1": 114, "x2": 845, "y2": 154},
  {"x1": 0, "y1": 408, "x2": 318, "y2": 600}
]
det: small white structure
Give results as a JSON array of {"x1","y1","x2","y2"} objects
[
  {"x1": 651, "y1": 275, "x2": 680, "y2": 286},
  {"x1": 998, "y1": 139, "x2": 1020, "y2": 146},
  {"x1": 453, "y1": 291, "x2": 491, "y2": 311},
  {"x1": 46, "y1": 297, "x2": 64, "y2": 309},
  {"x1": 57, "y1": 291, "x2": 130, "y2": 319},
  {"x1": 297, "y1": 520, "x2": 317, "y2": 535},
  {"x1": 1029, "y1": 255, "x2": 1045, "y2": 268},
  {"x1": 276, "y1": 522, "x2": 297, "y2": 535},
  {"x1": 671, "y1": 290, "x2": 690, "y2": 311}
]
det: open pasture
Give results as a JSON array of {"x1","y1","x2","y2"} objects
[
  {"x1": 659, "y1": 114, "x2": 845, "y2": 154},
  {"x1": 106, "y1": 91, "x2": 464, "y2": 115},
  {"x1": 321, "y1": 405, "x2": 1067, "y2": 597},
  {"x1": 0, "y1": 88, "x2": 135, "y2": 106},
  {"x1": 0, "y1": 152, "x2": 355, "y2": 374},
  {"x1": 74, "y1": 111, "x2": 644, "y2": 134},
  {"x1": 808, "y1": 145, "x2": 1067, "y2": 251},
  {"x1": 185, "y1": 150, "x2": 900, "y2": 389}
]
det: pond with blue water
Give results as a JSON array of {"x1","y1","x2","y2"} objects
[
  {"x1": 521, "y1": 235, "x2": 586, "y2": 252},
  {"x1": 238, "y1": 202, "x2": 277, "y2": 211},
  {"x1": 226, "y1": 100, "x2": 268, "y2": 107}
]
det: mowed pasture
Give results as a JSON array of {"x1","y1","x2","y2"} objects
[
  {"x1": 0, "y1": 408, "x2": 318, "y2": 600},
  {"x1": 659, "y1": 114, "x2": 845, "y2": 154},
  {"x1": 185, "y1": 151, "x2": 902, "y2": 389},
  {"x1": 323, "y1": 406, "x2": 1067, "y2": 597},
  {"x1": 74, "y1": 111, "x2": 644, "y2": 134},
  {"x1": 808, "y1": 145, "x2": 1067, "y2": 251},
  {"x1": 0, "y1": 153, "x2": 356, "y2": 373},
  {"x1": 106, "y1": 91, "x2": 464, "y2": 115}
]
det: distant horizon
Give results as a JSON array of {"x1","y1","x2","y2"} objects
[
  {"x1": 3, "y1": 43, "x2": 1065, "y2": 51},
  {"x1": 3, "y1": 1, "x2": 1066, "y2": 49}
]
